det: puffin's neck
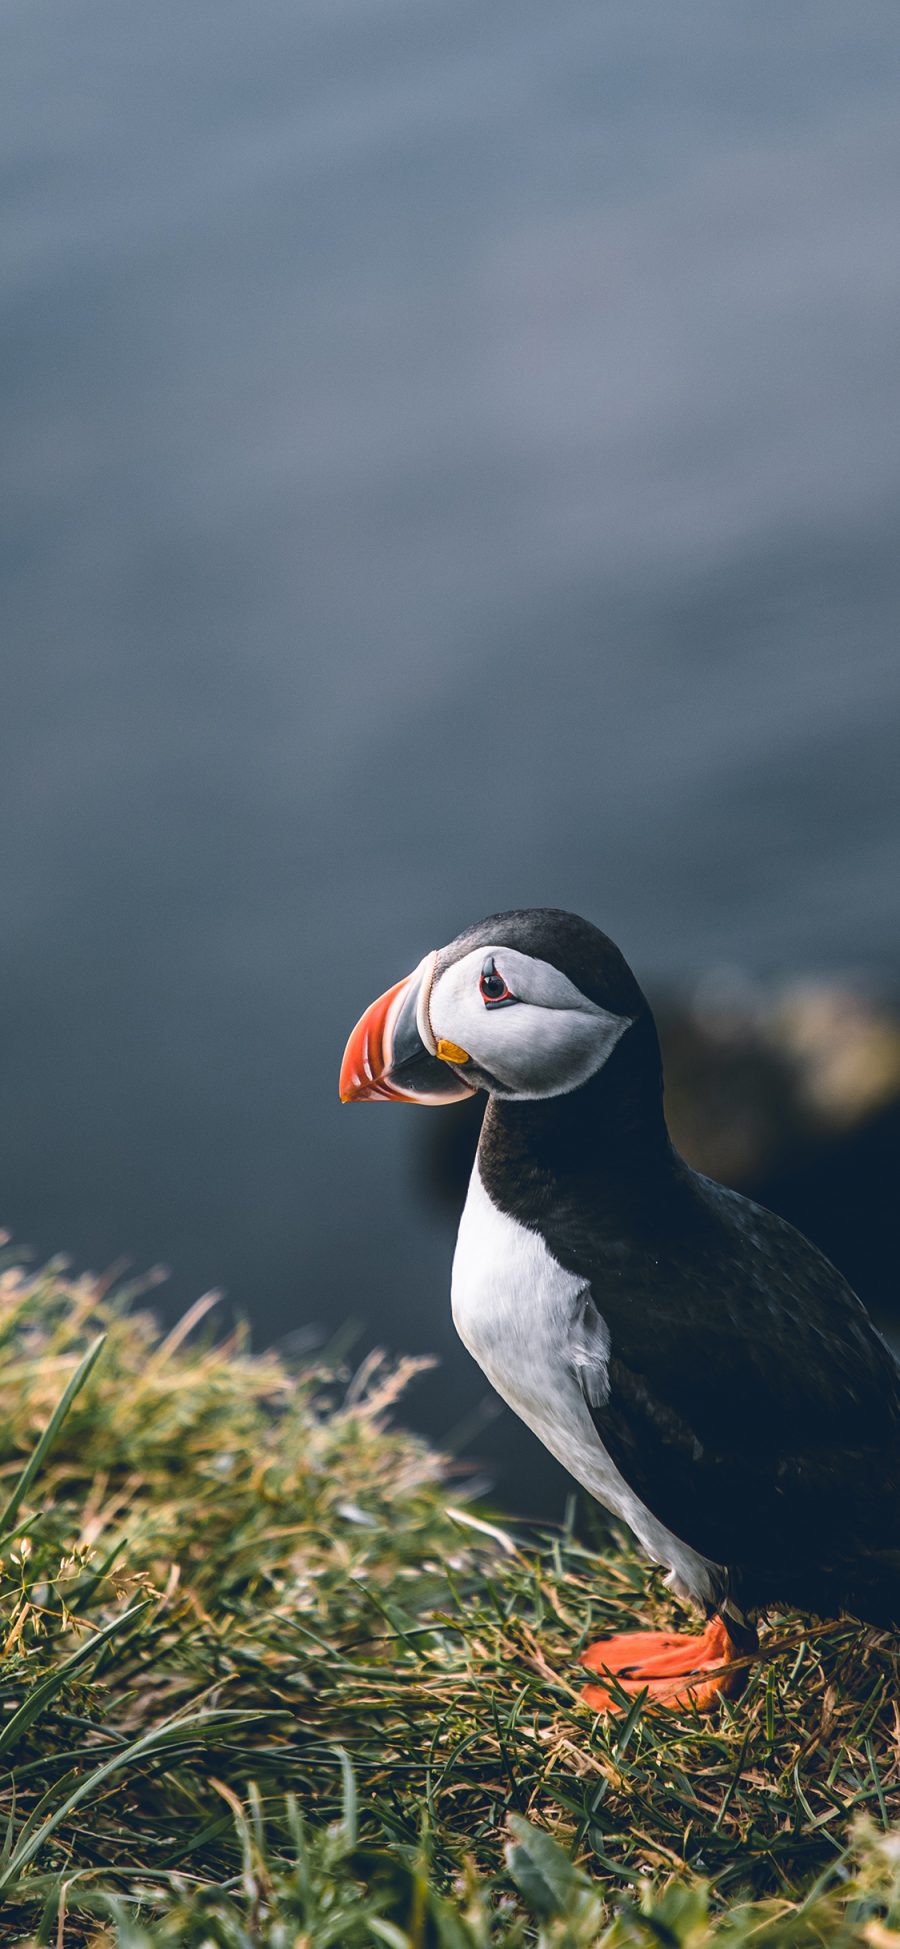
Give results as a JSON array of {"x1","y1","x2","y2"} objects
[{"x1": 476, "y1": 1010, "x2": 681, "y2": 1233}]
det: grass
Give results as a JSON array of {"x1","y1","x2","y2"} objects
[{"x1": 0, "y1": 1253, "x2": 898, "y2": 1944}]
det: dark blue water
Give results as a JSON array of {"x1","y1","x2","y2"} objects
[{"x1": 3, "y1": 0, "x2": 900, "y2": 1505}]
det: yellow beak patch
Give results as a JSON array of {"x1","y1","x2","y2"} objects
[{"x1": 436, "y1": 1038, "x2": 470, "y2": 1065}]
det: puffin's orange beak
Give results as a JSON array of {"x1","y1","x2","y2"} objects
[{"x1": 339, "y1": 953, "x2": 475, "y2": 1105}]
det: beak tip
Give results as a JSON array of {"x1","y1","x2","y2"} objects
[
  {"x1": 339, "y1": 1059, "x2": 380, "y2": 1102},
  {"x1": 339, "y1": 958, "x2": 476, "y2": 1107}
]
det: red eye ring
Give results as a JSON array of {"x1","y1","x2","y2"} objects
[{"x1": 480, "y1": 957, "x2": 514, "y2": 1006}]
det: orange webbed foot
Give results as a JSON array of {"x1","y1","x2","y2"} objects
[{"x1": 579, "y1": 1615, "x2": 744, "y2": 1713}]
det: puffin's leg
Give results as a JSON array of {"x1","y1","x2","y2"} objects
[{"x1": 580, "y1": 1613, "x2": 754, "y2": 1712}]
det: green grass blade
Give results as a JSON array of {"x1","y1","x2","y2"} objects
[
  {"x1": 0, "y1": 1707, "x2": 237, "y2": 1898},
  {"x1": 0, "y1": 1331, "x2": 106, "y2": 1536},
  {"x1": 0, "y1": 1598, "x2": 150, "y2": 1759}
]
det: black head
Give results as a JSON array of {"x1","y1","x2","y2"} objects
[
  {"x1": 425, "y1": 908, "x2": 651, "y2": 1100},
  {"x1": 436, "y1": 909, "x2": 647, "y2": 1017},
  {"x1": 340, "y1": 906, "x2": 659, "y2": 1114}
]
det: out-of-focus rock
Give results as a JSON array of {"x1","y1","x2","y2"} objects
[
  {"x1": 658, "y1": 974, "x2": 900, "y2": 1181},
  {"x1": 769, "y1": 983, "x2": 900, "y2": 1126}
]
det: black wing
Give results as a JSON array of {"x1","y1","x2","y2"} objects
[{"x1": 574, "y1": 1173, "x2": 900, "y2": 1620}]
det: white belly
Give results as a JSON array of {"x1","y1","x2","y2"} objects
[{"x1": 450, "y1": 1161, "x2": 720, "y2": 1609}]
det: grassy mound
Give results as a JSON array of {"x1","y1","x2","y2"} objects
[{"x1": 0, "y1": 1257, "x2": 899, "y2": 1946}]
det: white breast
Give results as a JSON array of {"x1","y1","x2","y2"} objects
[{"x1": 451, "y1": 1161, "x2": 721, "y2": 1610}]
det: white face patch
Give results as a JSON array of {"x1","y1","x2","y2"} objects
[{"x1": 428, "y1": 945, "x2": 631, "y2": 1099}]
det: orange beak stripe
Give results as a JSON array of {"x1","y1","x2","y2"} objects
[
  {"x1": 339, "y1": 973, "x2": 414, "y2": 1102},
  {"x1": 339, "y1": 956, "x2": 476, "y2": 1106}
]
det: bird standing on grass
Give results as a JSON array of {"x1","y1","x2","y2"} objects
[{"x1": 340, "y1": 909, "x2": 900, "y2": 1711}]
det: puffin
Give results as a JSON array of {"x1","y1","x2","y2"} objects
[{"x1": 339, "y1": 909, "x2": 900, "y2": 1711}]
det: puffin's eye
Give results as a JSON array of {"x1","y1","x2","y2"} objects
[{"x1": 479, "y1": 956, "x2": 515, "y2": 1007}]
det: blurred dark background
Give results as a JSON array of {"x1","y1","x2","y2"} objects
[{"x1": 3, "y1": 0, "x2": 900, "y2": 1511}]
